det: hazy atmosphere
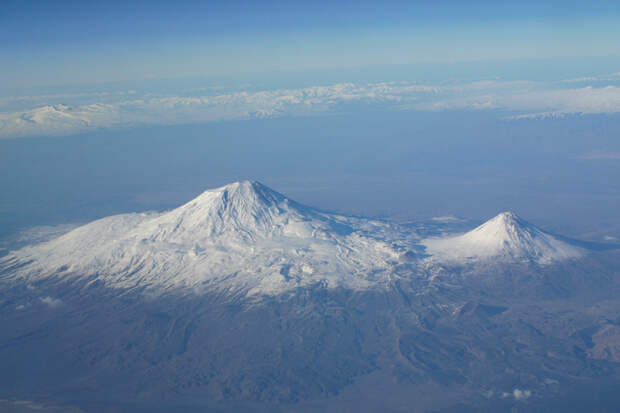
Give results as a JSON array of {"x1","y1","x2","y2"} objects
[{"x1": 2, "y1": 1, "x2": 620, "y2": 412}]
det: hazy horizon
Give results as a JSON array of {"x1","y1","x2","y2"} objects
[{"x1": 2, "y1": 2, "x2": 620, "y2": 412}]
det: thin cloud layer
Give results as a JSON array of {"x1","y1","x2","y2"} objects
[
  {"x1": 576, "y1": 151, "x2": 620, "y2": 160},
  {"x1": 2, "y1": 77, "x2": 620, "y2": 138}
]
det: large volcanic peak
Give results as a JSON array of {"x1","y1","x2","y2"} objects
[{"x1": 1, "y1": 181, "x2": 397, "y2": 296}]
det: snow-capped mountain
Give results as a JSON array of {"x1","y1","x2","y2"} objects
[
  {"x1": 2, "y1": 185, "x2": 592, "y2": 301},
  {"x1": 422, "y1": 211, "x2": 584, "y2": 265},
  {"x1": 2, "y1": 181, "x2": 401, "y2": 296},
  {"x1": 2, "y1": 183, "x2": 619, "y2": 412}
]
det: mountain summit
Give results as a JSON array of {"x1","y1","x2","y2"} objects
[
  {"x1": 149, "y1": 180, "x2": 322, "y2": 240},
  {"x1": 3, "y1": 181, "x2": 397, "y2": 296},
  {"x1": 422, "y1": 211, "x2": 584, "y2": 264}
]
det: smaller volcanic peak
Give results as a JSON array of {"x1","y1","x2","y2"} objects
[{"x1": 422, "y1": 211, "x2": 584, "y2": 265}]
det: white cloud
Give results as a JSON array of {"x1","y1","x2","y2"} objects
[
  {"x1": 512, "y1": 389, "x2": 532, "y2": 401},
  {"x1": 2, "y1": 76, "x2": 620, "y2": 139},
  {"x1": 499, "y1": 388, "x2": 533, "y2": 401},
  {"x1": 39, "y1": 296, "x2": 63, "y2": 308}
]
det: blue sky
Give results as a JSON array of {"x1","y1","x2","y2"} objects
[{"x1": 2, "y1": 0, "x2": 620, "y2": 87}]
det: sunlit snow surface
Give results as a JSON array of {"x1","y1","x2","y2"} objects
[
  {"x1": 1, "y1": 182, "x2": 585, "y2": 297},
  {"x1": 422, "y1": 212, "x2": 584, "y2": 265}
]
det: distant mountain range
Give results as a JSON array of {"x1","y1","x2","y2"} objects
[{"x1": 1, "y1": 181, "x2": 619, "y2": 413}]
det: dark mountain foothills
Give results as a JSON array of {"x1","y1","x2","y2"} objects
[{"x1": 1, "y1": 182, "x2": 620, "y2": 413}]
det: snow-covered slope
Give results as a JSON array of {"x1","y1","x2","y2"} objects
[
  {"x1": 2, "y1": 181, "x2": 401, "y2": 296},
  {"x1": 1, "y1": 185, "x2": 591, "y2": 299},
  {"x1": 422, "y1": 211, "x2": 584, "y2": 265}
]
